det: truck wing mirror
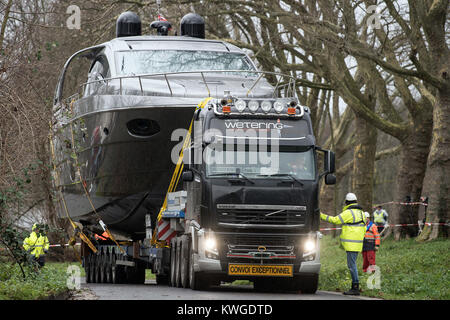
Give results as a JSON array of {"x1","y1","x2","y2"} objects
[
  {"x1": 324, "y1": 150, "x2": 335, "y2": 174},
  {"x1": 325, "y1": 174, "x2": 336, "y2": 185},
  {"x1": 182, "y1": 170, "x2": 194, "y2": 182}
]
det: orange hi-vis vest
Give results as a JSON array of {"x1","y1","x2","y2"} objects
[{"x1": 363, "y1": 222, "x2": 380, "y2": 251}]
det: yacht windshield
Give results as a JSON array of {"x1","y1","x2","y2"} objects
[{"x1": 115, "y1": 50, "x2": 255, "y2": 75}]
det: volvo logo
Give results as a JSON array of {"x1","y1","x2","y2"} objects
[{"x1": 258, "y1": 246, "x2": 267, "y2": 252}]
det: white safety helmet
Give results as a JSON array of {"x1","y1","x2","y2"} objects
[
  {"x1": 365, "y1": 212, "x2": 370, "y2": 219},
  {"x1": 345, "y1": 193, "x2": 357, "y2": 202}
]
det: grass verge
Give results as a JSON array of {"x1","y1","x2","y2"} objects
[
  {"x1": 0, "y1": 261, "x2": 83, "y2": 300},
  {"x1": 318, "y1": 235, "x2": 450, "y2": 299}
]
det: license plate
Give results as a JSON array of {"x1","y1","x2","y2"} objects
[{"x1": 228, "y1": 264, "x2": 293, "y2": 277}]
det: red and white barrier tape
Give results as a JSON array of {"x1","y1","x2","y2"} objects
[
  {"x1": 49, "y1": 243, "x2": 81, "y2": 247},
  {"x1": 320, "y1": 222, "x2": 448, "y2": 231},
  {"x1": 373, "y1": 201, "x2": 428, "y2": 208},
  {"x1": 0, "y1": 243, "x2": 82, "y2": 252}
]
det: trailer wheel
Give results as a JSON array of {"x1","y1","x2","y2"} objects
[
  {"x1": 95, "y1": 259, "x2": 102, "y2": 283},
  {"x1": 89, "y1": 256, "x2": 96, "y2": 283},
  {"x1": 170, "y1": 237, "x2": 177, "y2": 286},
  {"x1": 112, "y1": 255, "x2": 124, "y2": 284},
  {"x1": 105, "y1": 253, "x2": 113, "y2": 283},
  {"x1": 175, "y1": 237, "x2": 182, "y2": 287},
  {"x1": 85, "y1": 255, "x2": 91, "y2": 283},
  {"x1": 180, "y1": 235, "x2": 190, "y2": 288},
  {"x1": 99, "y1": 254, "x2": 107, "y2": 283},
  {"x1": 188, "y1": 245, "x2": 207, "y2": 291},
  {"x1": 91, "y1": 255, "x2": 98, "y2": 283}
]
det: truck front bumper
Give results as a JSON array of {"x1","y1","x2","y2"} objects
[{"x1": 194, "y1": 255, "x2": 321, "y2": 275}]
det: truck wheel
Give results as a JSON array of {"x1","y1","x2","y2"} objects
[
  {"x1": 175, "y1": 237, "x2": 182, "y2": 287},
  {"x1": 296, "y1": 274, "x2": 318, "y2": 294},
  {"x1": 188, "y1": 245, "x2": 207, "y2": 291},
  {"x1": 180, "y1": 235, "x2": 190, "y2": 288},
  {"x1": 170, "y1": 238, "x2": 177, "y2": 287}
]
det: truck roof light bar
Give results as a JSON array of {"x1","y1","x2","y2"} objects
[{"x1": 213, "y1": 100, "x2": 305, "y2": 118}]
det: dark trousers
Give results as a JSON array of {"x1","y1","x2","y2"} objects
[{"x1": 33, "y1": 256, "x2": 45, "y2": 267}]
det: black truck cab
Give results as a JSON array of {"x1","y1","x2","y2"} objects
[{"x1": 179, "y1": 96, "x2": 336, "y2": 292}]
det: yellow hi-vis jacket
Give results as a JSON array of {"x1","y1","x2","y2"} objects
[
  {"x1": 23, "y1": 230, "x2": 50, "y2": 258},
  {"x1": 320, "y1": 204, "x2": 367, "y2": 252}
]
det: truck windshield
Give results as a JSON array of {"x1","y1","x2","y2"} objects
[
  {"x1": 205, "y1": 147, "x2": 315, "y2": 181},
  {"x1": 115, "y1": 50, "x2": 255, "y2": 76}
]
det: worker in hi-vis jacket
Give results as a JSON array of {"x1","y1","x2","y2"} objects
[{"x1": 320, "y1": 193, "x2": 366, "y2": 296}]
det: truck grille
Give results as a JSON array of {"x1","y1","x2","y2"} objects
[
  {"x1": 217, "y1": 204, "x2": 306, "y2": 228},
  {"x1": 223, "y1": 234, "x2": 297, "y2": 259}
]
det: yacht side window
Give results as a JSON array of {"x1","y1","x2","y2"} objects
[{"x1": 84, "y1": 57, "x2": 110, "y2": 96}]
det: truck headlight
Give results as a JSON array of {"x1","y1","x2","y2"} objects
[
  {"x1": 205, "y1": 237, "x2": 217, "y2": 251},
  {"x1": 204, "y1": 236, "x2": 219, "y2": 259},
  {"x1": 302, "y1": 238, "x2": 316, "y2": 261},
  {"x1": 304, "y1": 239, "x2": 315, "y2": 253}
]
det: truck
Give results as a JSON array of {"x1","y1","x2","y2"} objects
[
  {"x1": 52, "y1": 11, "x2": 336, "y2": 293},
  {"x1": 149, "y1": 91, "x2": 336, "y2": 293}
]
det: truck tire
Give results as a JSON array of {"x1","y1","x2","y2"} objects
[
  {"x1": 188, "y1": 245, "x2": 208, "y2": 291},
  {"x1": 180, "y1": 235, "x2": 190, "y2": 288},
  {"x1": 175, "y1": 237, "x2": 182, "y2": 287},
  {"x1": 296, "y1": 274, "x2": 318, "y2": 294},
  {"x1": 170, "y1": 238, "x2": 177, "y2": 287}
]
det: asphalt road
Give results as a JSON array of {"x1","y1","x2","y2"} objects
[{"x1": 72, "y1": 277, "x2": 377, "y2": 300}]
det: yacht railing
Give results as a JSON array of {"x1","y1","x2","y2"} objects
[{"x1": 65, "y1": 70, "x2": 299, "y2": 105}]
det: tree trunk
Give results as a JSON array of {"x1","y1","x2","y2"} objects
[
  {"x1": 418, "y1": 84, "x2": 450, "y2": 241},
  {"x1": 393, "y1": 113, "x2": 433, "y2": 240},
  {"x1": 351, "y1": 114, "x2": 377, "y2": 213}
]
